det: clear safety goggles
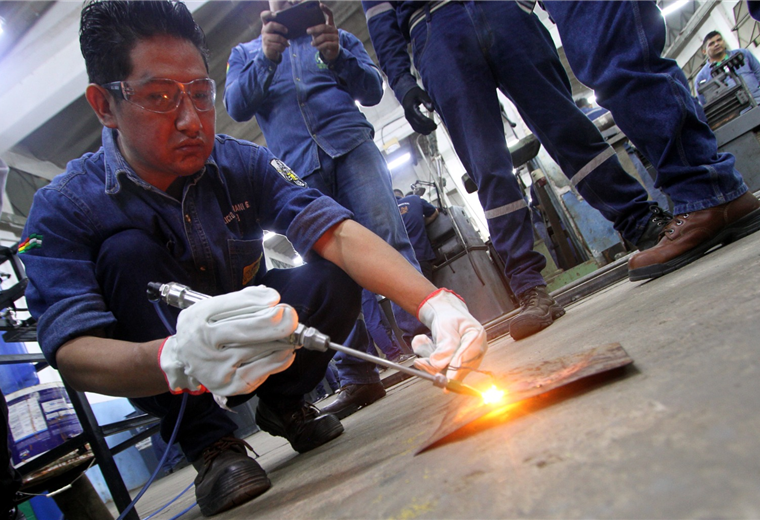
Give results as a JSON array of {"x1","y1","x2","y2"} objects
[{"x1": 101, "y1": 77, "x2": 216, "y2": 113}]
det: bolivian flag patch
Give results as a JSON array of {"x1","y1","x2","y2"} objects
[
  {"x1": 270, "y1": 159, "x2": 307, "y2": 188},
  {"x1": 18, "y1": 234, "x2": 43, "y2": 254}
]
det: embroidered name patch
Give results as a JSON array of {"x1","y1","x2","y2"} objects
[
  {"x1": 270, "y1": 159, "x2": 307, "y2": 188},
  {"x1": 18, "y1": 234, "x2": 42, "y2": 253}
]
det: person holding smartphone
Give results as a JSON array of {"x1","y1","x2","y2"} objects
[{"x1": 225, "y1": 1, "x2": 429, "y2": 419}]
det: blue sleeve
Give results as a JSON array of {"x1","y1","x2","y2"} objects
[
  {"x1": 362, "y1": 1, "x2": 419, "y2": 104},
  {"x1": 224, "y1": 39, "x2": 279, "y2": 122},
  {"x1": 742, "y1": 48, "x2": 760, "y2": 83},
  {"x1": 328, "y1": 30, "x2": 384, "y2": 106},
  {"x1": 20, "y1": 180, "x2": 118, "y2": 367},
  {"x1": 231, "y1": 140, "x2": 354, "y2": 260},
  {"x1": 421, "y1": 197, "x2": 436, "y2": 218},
  {"x1": 694, "y1": 65, "x2": 711, "y2": 105}
]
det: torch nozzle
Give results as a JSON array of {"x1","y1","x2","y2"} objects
[{"x1": 442, "y1": 379, "x2": 483, "y2": 398}]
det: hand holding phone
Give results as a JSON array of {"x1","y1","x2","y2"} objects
[
  {"x1": 306, "y1": 3, "x2": 339, "y2": 63},
  {"x1": 273, "y1": 1, "x2": 326, "y2": 40}
]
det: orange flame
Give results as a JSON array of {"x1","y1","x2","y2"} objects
[{"x1": 481, "y1": 385, "x2": 506, "y2": 405}]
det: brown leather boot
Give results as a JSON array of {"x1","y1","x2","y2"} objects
[{"x1": 628, "y1": 192, "x2": 760, "y2": 281}]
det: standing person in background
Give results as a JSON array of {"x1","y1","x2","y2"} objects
[
  {"x1": 224, "y1": 0, "x2": 430, "y2": 419},
  {"x1": 695, "y1": 31, "x2": 760, "y2": 105}
]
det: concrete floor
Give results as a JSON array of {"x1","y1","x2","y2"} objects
[{"x1": 117, "y1": 230, "x2": 760, "y2": 519}]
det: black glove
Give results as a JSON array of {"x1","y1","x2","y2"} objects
[{"x1": 401, "y1": 86, "x2": 437, "y2": 135}]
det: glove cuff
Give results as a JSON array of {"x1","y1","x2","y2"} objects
[
  {"x1": 416, "y1": 288, "x2": 465, "y2": 321},
  {"x1": 158, "y1": 337, "x2": 207, "y2": 396},
  {"x1": 401, "y1": 85, "x2": 421, "y2": 108}
]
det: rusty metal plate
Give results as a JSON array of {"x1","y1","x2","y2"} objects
[{"x1": 416, "y1": 342, "x2": 633, "y2": 454}]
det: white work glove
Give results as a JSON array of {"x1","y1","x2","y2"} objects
[
  {"x1": 412, "y1": 288, "x2": 488, "y2": 382},
  {"x1": 158, "y1": 285, "x2": 299, "y2": 397}
]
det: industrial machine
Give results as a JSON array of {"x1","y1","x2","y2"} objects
[{"x1": 697, "y1": 51, "x2": 757, "y2": 130}]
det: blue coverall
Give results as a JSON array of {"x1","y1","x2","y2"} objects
[{"x1": 20, "y1": 129, "x2": 362, "y2": 461}]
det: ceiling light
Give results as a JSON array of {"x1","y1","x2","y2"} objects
[
  {"x1": 387, "y1": 152, "x2": 411, "y2": 171},
  {"x1": 660, "y1": 0, "x2": 688, "y2": 17}
]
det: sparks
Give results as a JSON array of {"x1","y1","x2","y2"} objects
[{"x1": 481, "y1": 385, "x2": 506, "y2": 405}]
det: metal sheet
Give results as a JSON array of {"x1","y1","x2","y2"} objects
[{"x1": 416, "y1": 342, "x2": 633, "y2": 454}]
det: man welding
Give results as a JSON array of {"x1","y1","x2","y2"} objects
[{"x1": 18, "y1": 1, "x2": 487, "y2": 516}]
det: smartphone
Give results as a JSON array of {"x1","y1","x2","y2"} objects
[{"x1": 273, "y1": 1, "x2": 326, "y2": 40}]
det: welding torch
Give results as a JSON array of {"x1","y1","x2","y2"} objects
[{"x1": 146, "y1": 281, "x2": 481, "y2": 398}]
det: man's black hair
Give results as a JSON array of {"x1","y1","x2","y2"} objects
[
  {"x1": 393, "y1": 189, "x2": 404, "y2": 198},
  {"x1": 703, "y1": 30, "x2": 722, "y2": 48},
  {"x1": 80, "y1": 0, "x2": 210, "y2": 85}
]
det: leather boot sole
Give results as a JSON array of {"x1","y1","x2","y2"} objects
[
  {"x1": 509, "y1": 305, "x2": 565, "y2": 340},
  {"x1": 629, "y1": 206, "x2": 760, "y2": 281}
]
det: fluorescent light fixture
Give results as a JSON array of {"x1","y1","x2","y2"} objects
[
  {"x1": 263, "y1": 231, "x2": 276, "y2": 242},
  {"x1": 387, "y1": 152, "x2": 411, "y2": 171},
  {"x1": 660, "y1": 0, "x2": 688, "y2": 17}
]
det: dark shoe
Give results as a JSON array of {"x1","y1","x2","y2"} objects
[
  {"x1": 635, "y1": 205, "x2": 674, "y2": 250},
  {"x1": 256, "y1": 401, "x2": 343, "y2": 453},
  {"x1": 509, "y1": 285, "x2": 565, "y2": 340},
  {"x1": 319, "y1": 382, "x2": 386, "y2": 419},
  {"x1": 193, "y1": 436, "x2": 271, "y2": 517},
  {"x1": 629, "y1": 192, "x2": 760, "y2": 281}
]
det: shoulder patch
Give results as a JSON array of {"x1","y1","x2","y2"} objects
[
  {"x1": 18, "y1": 234, "x2": 43, "y2": 254},
  {"x1": 270, "y1": 158, "x2": 307, "y2": 188}
]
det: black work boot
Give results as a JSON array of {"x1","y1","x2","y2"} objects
[
  {"x1": 509, "y1": 285, "x2": 565, "y2": 340},
  {"x1": 318, "y1": 382, "x2": 386, "y2": 419},
  {"x1": 634, "y1": 205, "x2": 674, "y2": 251},
  {"x1": 256, "y1": 400, "x2": 343, "y2": 453},
  {"x1": 193, "y1": 436, "x2": 271, "y2": 517}
]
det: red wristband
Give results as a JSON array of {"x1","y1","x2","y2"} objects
[
  {"x1": 158, "y1": 337, "x2": 207, "y2": 396},
  {"x1": 416, "y1": 287, "x2": 465, "y2": 319}
]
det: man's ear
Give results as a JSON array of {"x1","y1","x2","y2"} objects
[{"x1": 85, "y1": 84, "x2": 119, "y2": 129}]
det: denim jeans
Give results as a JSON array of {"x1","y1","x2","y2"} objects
[
  {"x1": 96, "y1": 229, "x2": 361, "y2": 461},
  {"x1": 303, "y1": 140, "x2": 428, "y2": 386},
  {"x1": 409, "y1": 1, "x2": 657, "y2": 296},
  {"x1": 751, "y1": 1, "x2": 760, "y2": 21},
  {"x1": 542, "y1": 1, "x2": 748, "y2": 214}
]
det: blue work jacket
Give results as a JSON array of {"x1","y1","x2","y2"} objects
[
  {"x1": 19, "y1": 128, "x2": 352, "y2": 366},
  {"x1": 224, "y1": 29, "x2": 383, "y2": 177}
]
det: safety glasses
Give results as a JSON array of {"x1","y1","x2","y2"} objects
[{"x1": 101, "y1": 77, "x2": 216, "y2": 113}]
